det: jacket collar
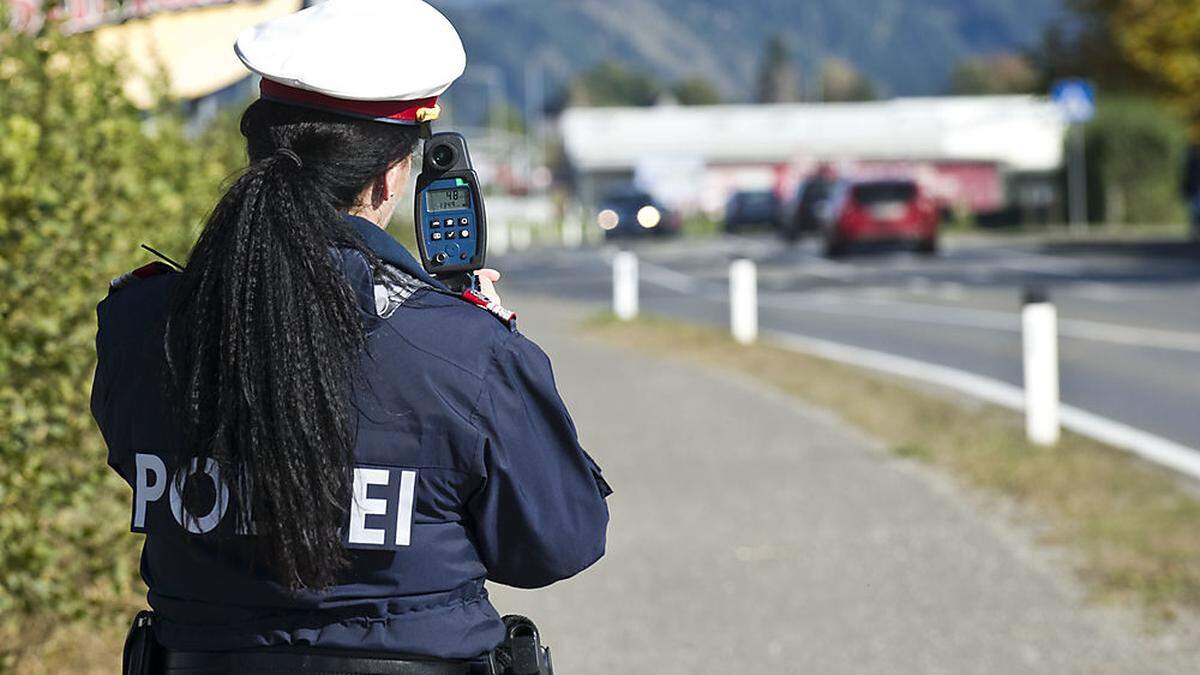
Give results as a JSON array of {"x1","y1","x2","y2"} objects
[{"x1": 344, "y1": 214, "x2": 449, "y2": 292}]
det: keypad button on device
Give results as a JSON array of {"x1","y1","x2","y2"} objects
[
  {"x1": 460, "y1": 217, "x2": 469, "y2": 226},
  {"x1": 431, "y1": 232, "x2": 442, "y2": 240},
  {"x1": 431, "y1": 220, "x2": 441, "y2": 228},
  {"x1": 445, "y1": 230, "x2": 457, "y2": 239},
  {"x1": 460, "y1": 230, "x2": 470, "y2": 238}
]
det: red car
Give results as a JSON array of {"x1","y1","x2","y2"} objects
[{"x1": 821, "y1": 179, "x2": 939, "y2": 257}]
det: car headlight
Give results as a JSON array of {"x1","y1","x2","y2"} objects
[
  {"x1": 637, "y1": 205, "x2": 661, "y2": 229},
  {"x1": 597, "y1": 209, "x2": 620, "y2": 230}
]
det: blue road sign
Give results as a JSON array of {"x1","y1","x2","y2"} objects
[{"x1": 1051, "y1": 79, "x2": 1096, "y2": 124}]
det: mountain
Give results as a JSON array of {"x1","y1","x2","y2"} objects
[{"x1": 431, "y1": 0, "x2": 1064, "y2": 109}]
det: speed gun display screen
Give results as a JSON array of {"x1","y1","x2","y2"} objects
[{"x1": 426, "y1": 188, "x2": 470, "y2": 212}]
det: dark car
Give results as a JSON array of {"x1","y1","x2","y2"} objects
[
  {"x1": 783, "y1": 176, "x2": 838, "y2": 242},
  {"x1": 595, "y1": 188, "x2": 680, "y2": 239},
  {"x1": 724, "y1": 190, "x2": 781, "y2": 233},
  {"x1": 821, "y1": 179, "x2": 939, "y2": 257}
]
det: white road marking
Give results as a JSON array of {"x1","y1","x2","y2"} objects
[
  {"x1": 1057, "y1": 316, "x2": 1200, "y2": 352},
  {"x1": 859, "y1": 288, "x2": 899, "y2": 302},
  {"x1": 906, "y1": 276, "x2": 933, "y2": 294},
  {"x1": 765, "y1": 330, "x2": 1200, "y2": 482},
  {"x1": 757, "y1": 293, "x2": 1200, "y2": 354},
  {"x1": 724, "y1": 233, "x2": 782, "y2": 258},
  {"x1": 1069, "y1": 283, "x2": 1128, "y2": 303},
  {"x1": 965, "y1": 267, "x2": 998, "y2": 283},
  {"x1": 789, "y1": 254, "x2": 861, "y2": 281},
  {"x1": 938, "y1": 282, "x2": 966, "y2": 301},
  {"x1": 991, "y1": 249, "x2": 1089, "y2": 277},
  {"x1": 633, "y1": 258, "x2": 706, "y2": 294}
]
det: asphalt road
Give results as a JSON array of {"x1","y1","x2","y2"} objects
[{"x1": 495, "y1": 233, "x2": 1200, "y2": 451}]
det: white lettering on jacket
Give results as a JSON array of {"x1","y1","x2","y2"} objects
[
  {"x1": 395, "y1": 469, "x2": 417, "y2": 546},
  {"x1": 348, "y1": 467, "x2": 390, "y2": 546},
  {"x1": 133, "y1": 453, "x2": 167, "y2": 530},
  {"x1": 169, "y1": 457, "x2": 229, "y2": 535},
  {"x1": 129, "y1": 453, "x2": 417, "y2": 550}
]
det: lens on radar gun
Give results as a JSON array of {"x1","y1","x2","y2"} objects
[{"x1": 430, "y1": 143, "x2": 456, "y2": 170}]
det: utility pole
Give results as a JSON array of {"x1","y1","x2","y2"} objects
[{"x1": 1067, "y1": 123, "x2": 1088, "y2": 231}]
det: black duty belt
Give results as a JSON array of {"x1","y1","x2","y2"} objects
[{"x1": 162, "y1": 649, "x2": 475, "y2": 674}]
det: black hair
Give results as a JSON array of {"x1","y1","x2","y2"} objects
[{"x1": 166, "y1": 99, "x2": 420, "y2": 589}]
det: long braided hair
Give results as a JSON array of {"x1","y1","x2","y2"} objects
[{"x1": 166, "y1": 100, "x2": 419, "y2": 589}]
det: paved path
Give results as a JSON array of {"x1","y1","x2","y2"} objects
[{"x1": 488, "y1": 293, "x2": 1199, "y2": 674}]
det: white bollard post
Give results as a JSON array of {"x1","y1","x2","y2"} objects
[
  {"x1": 729, "y1": 259, "x2": 758, "y2": 345},
  {"x1": 613, "y1": 251, "x2": 639, "y2": 321},
  {"x1": 1022, "y1": 289, "x2": 1060, "y2": 446}
]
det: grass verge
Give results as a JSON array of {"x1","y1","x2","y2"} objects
[{"x1": 586, "y1": 313, "x2": 1200, "y2": 621}]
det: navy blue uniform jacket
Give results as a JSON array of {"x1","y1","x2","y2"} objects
[{"x1": 91, "y1": 216, "x2": 611, "y2": 660}]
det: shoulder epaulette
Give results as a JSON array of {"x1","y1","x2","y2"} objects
[
  {"x1": 109, "y1": 261, "x2": 176, "y2": 292},
  {"x1": 460, "y1": 289, "x2": 518, "y2": 330}
]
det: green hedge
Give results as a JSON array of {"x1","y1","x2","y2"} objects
[
  {"x1": 1084, "y1": 98, "x2": 1189, "y2": 226},
  {"x1": 0, "y1": 25, "x2": 243, "y2": 668}
]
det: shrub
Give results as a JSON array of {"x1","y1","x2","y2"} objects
[
  {"x1": 1084, "y1": 97, "x2": 1188, "y2": 225},
  {"x1": 0, "y1": 23, "x2": 243, "y2": 669}
]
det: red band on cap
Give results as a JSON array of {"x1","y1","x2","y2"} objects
[{"x1": 260, "y1": 80, "x2": 438, "y2": 124}]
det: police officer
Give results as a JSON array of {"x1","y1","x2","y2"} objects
[{"x1": 92, "y1": 1, "x2": 611, "y2": 672}]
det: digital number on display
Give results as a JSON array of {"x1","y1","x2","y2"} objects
[{"x1": 426, "y1": 188, "x2": 469, "y2": 213}]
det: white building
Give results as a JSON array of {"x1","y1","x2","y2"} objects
[{"x1": 558, "y1": 96, "x2": 1069, "y2": 223}]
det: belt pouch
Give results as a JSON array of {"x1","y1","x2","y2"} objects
[{"x1": 123, "y1": 610, "x2": 162, "y2": 675}]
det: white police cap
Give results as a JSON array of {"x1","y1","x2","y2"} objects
[{"x1": 235, "y1": 0, "x2": 465, "y2": 124}]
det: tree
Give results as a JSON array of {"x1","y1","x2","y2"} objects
[
  {"x1": 949, "y1": 53, "x2": 1039, "y2": 95},
  {"x1": 1104, "y1": 0, "x2": 1200, "y2": 134},
  {"x1": 819, "y1": 58, "x2": 877, "y2": 102},
  {"x1": 1033, "y1": 23, "x2": 1146, "y2": 93},
  {"x1": 1033, "y1": 0, "x2": 1196, "y2": 129},
  {"x1": 755, "y1": 34, "x2": 801, "y2": 103},
  {"x1": 672, "y1": 76, "x2": 722, "y2": 106}
]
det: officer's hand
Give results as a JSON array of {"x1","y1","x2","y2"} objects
[{"x1": 476, "y1": 268, "x2": 502, "y2": 306}]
